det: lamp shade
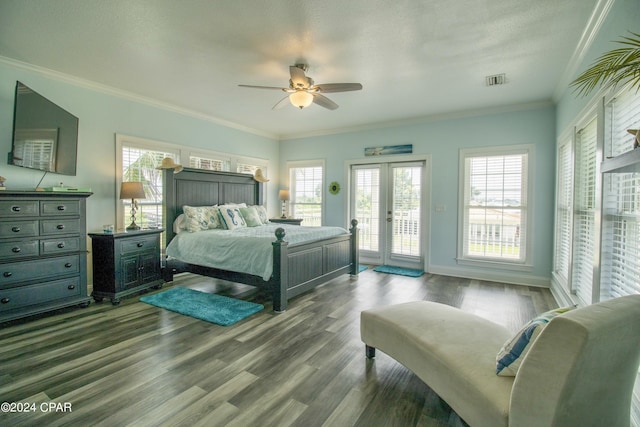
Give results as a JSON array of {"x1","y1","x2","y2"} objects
[
  {"x1": 279, "y1": 189, "x2": 290, "y2": 201},
  {"x1": 120, "y1": 182, "x2": 146, "y2": 200},
  {"x1": 289, "y1": 91, "x2": 313, "y2": 109}
]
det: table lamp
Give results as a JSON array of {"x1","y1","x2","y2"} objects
[
  {"x1": 279, "y1": 189, "x2": 290, "y2": 218},
  {"x1": 120, "y1": 182, "x2": 146, "y2": 230}
]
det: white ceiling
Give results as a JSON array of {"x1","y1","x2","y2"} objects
[{"x1": 0, "y1": 0, "x2": 600, "y2": 139}]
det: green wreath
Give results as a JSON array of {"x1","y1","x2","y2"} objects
[{"x1": 329, "y1": 181, "x2": 340, "y2": 195}]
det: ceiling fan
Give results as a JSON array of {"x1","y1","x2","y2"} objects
[{"x1": 239, "y1": 64, "x2": 363, "y2": 110}]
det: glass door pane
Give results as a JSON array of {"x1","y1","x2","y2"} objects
[
  {"x1": 390, "y1": 165, "x2": 422, "y2": 257},
  {"x1": 353, "y1": 166, "x2": 381, "y2": 253}
]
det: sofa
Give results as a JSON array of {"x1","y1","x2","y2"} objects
[{"x1": 360, "y1": 295, "x2": 640, "y2": 427}]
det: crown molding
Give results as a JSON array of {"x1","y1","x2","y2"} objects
[
  {"x1": 0, "y1": 55, "x2": 278, "y2": 140},
  {"x1": 552, "y1": 0, "x2": 616, "y2": 101}
]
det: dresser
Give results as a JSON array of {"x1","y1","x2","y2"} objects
[
  {"x1": 88, "y1": 228, "x2": 164, "y2": 305},
  {"x1": 0, "y1": 191, "x2": 92, "y2": 322}
]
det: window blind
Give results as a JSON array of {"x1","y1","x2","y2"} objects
[
  {"x1": 392, "y1": 165, "x2": 421, "y2": 256},
  {"x1": 290, "y1": 165, "x2": 323, "y2": 226},
  {"x1": 571, "y1": 118, "x2": 597, "y2": 305},
  {"x1": 121, "y1": 146, "x2": 177, "y2": 230},
  {"x1": 461, "y1": 152, "x2": 527, "y2": 262},
  {"x1": 189, "y1": 155, "x2": 229, "y2": 171},
  {"x1": 601, "y1": 90, "x2": 640, "y2": 300},
  {"x1": 553, "y1": 139, "x2": 574, "y2": 287}
]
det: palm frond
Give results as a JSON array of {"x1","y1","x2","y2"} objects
[{"x1": 571, "y1": 31, "x2": 640, "y2": 96}]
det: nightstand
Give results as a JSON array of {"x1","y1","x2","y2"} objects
[
  {"x1": 269, "y1": 218, "x2": 303, "y2": 225},
  {"x1": 88, "y1": 228, "x2": 164, "y2": 305}
]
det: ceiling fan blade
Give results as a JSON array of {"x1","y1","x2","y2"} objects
[
  {"x1": 312, "y1": 93, "x2": 339, "y2": 110},
  {"x1": 314, "y1": 83, "x2": 363, "y2": 93},
  {"x1": 238, "y1": 84, "x2": 288, "y2": 91},
  {"x1": 272, "y1": 95, "x2": 290, "y2": 110},
  {"x1": 289, "y1": 66, "x2": 309, "y2": 88}
]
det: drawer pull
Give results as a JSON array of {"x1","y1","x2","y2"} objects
[
  {"x1": 57, "y1": 205, "x2": 66, "y2": 211},
  {"x1": 137, "y1": 242, "x2": 144, "y2": 247},
  {"x1": 11, "y1": 226, "x2": 20, "y2": 232},
  {"x1": 67, "y1": 284, "x2": 76, "y2": 290},
  {"x1": 3, "y1": 272, "x2": 12, "y2": 278},
  {"x1": 57, "y1": 224, "x2": 65, "y2": 230},
  {"x1": 57, "y1": 243, "x2": 65, "y2": 249},
  {"x1": 65, "y1": 262, "x2": 72, "y2": 268},
  {"x1": 11, "y1": 206, "x2": 21, "y2": 213},
  {"x1": 1, "y1": 298, "x2": 9, "y2": 304},
  {"x1": 11, "y1": 247, "x2": 21, "y2": 253}
]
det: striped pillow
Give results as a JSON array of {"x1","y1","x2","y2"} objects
[{"x1": 496, "y1": 306, "x2": 575, "y2": 376}]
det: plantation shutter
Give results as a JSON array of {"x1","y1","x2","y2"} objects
[
  {"x1": 189, "y1": 155, "x2": 229, "y2": 171},
  {"x1": 553, "y1": 139, "x2": 574, "y2": 287},
  {"x1": 462, "y1": 152, "x2": 527, "y2": 262},
  {"x1": 121, "y1": 145, "x2": 178, "y2": 231},
  {"x1": 601, "y1": 90, "x2": 640, "y2": 299},
  {"x1": 290, "y1": 164, "x2": 323, "y2": 226},
  {"x1": 571, "y1": 118, "x2": 598, "y2": 304}
]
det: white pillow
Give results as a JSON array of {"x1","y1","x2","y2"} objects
[
  {"x1": 218, "y1": 206, "x2": 247, "y2": 230},
  {"x1": 252, "y1": 205, "x2": 269, "y2": 224},
  {"x1": 182, "y1": 205, "x2": 220, "y2": 232},
  {"x1": 173, "y1": 213, "x2": 186, "y2": 234}
]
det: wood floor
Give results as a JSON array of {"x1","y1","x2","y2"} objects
[{"x1": 0, "y1": 269, "x2": 556, "y2": 427}]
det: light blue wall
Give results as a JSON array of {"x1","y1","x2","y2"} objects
[
  {"x1": 281, "y1": 105, "x2": 556, "y2": 286},
  {"x1": 557, "y1": 0, "x2": 640, "y2": 134},
  {"x1": 0, "y1": 61, "x2": 280, "y2": 234}
]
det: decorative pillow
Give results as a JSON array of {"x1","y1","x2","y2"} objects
[
  {"x1": 173, "y1": 213, "x2": 186, "y2": 234},
  {"x1": 496, "y1": 306, "x2": 575, "y2": 376},
  {"x1": 252, "y1": 205, "x2": 269, "y2": 224},
  {"x1": 182, "y1": 205, "x2": 220, "y2": 232},
  {"x1": 218, "y1": 206, "x2": 247, "y2": 230},
  {"x1": 240, "y1": 206, "x2": 262, "y2": 227}
]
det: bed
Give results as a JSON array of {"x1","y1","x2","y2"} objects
[{"x1": 162, "y1": 167, "x2": 359, "y2": 311}]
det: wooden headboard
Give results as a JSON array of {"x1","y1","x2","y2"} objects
[{"x1": 163, "y1": 168, "x2": 264, "y2": 243}]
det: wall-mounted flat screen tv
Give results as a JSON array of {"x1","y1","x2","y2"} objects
[{"x1": 9, "y1": 81, "x2": 78, "y2": 176}]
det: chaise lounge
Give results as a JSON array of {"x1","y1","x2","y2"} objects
[{"x1": 360, "y1": 295, "x2": 640, "y2": 427}]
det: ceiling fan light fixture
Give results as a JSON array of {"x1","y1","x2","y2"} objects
[{"x1": 289, "y1": 91, "x2": 314, "y2": 109}]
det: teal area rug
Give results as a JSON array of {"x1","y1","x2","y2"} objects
[
  {"x1": 373, "y1": 265, "x2": 424, "y2": 277},
  {"x1": 140, "y1": 287, "x2": 264, "y2": 326},
  {"x1": 358, "y1": 265, "x2": 368, "y2": 272}
]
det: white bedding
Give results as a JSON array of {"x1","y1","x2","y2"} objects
[{"x1": 165, "y1": 223, "x2": 349, "y2": 281}]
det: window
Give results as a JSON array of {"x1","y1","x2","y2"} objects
[
  {"x1": 458, "y1": 146, "x2": 532, "y2": 268},
  {"x1": 571, "y1": 118, "x2": 599, "y2": 305},
  {"x1": 552, "y1": 136, "x2": 574, "y2": 289},
  {"x1": 289, "y1": 161, "x2": 324, "y2": 226},
  {"x1": 118, "y1": 136, "x2": 179, "y2": 231},
  {"x1": 188, "y1": 152, "x2": 229, "y2": 171},
  {"x1": 601, "y1": 90, "x2": 640, "y2": 300}
]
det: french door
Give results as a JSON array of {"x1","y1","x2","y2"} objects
[{"x1": 351, "y1": 161, "x2": 425, "y2": 269}]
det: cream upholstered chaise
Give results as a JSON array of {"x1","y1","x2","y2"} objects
[{"x1": 360, "y1": 295, "x2": 640, "y2": 427}]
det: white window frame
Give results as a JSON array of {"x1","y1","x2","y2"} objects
[
  {"x1": 287, "y1": 160, "x2": 325, "y2": 226},
  {"x1": 116, "y1": 134, "x2": 270, "y2": 230},
  {"x1": 552, "y1": 131, "x2": 575, "y2": 293},
  {"x1": 457, "y1": 144, "x2": 534, "y2": 271}
]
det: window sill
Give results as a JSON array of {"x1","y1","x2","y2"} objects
[{"x1": 456, "y1": 257, "x2": 533, "y2": 272}]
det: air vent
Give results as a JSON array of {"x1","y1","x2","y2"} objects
[{"x1": 485, "y1": 73, "x2": 507, "y2": 86}]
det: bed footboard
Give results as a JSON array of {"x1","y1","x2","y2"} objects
[{"x1": 271, "y1": 219, "x2": 359, "y2": 312}]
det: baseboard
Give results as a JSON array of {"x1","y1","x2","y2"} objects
[{"x1": 428, "y1": 264, "x2": 551, "y2": 288}]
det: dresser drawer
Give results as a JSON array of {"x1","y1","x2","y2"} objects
[
  {"x1": 40, "y1": 218, "x2": 81, "y2": 235},
  {"x1": 0, "y1": 255, "x2": 80, "y2": 286},
  {"x1": 0, "y1": 201, "x2": 39, "y2": 217},
  {"x1": 0, "y1": 276, "x2": 81, "y2": 313},
  {"x1": 120, "y1": 235, "x2": 159, "y2": 255},
  {"x1": 41, "y1": 237, "x2": 81, "y2": 255},
  {"x1": 0, "y1": 239, "x2": 39, "y2": 259},
  {"x1": 0, "y1": 220, "x2": 38, "y2": 238},
  {"x1": 41, "y1": 200, "x2": 81, "y2": 216}
]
